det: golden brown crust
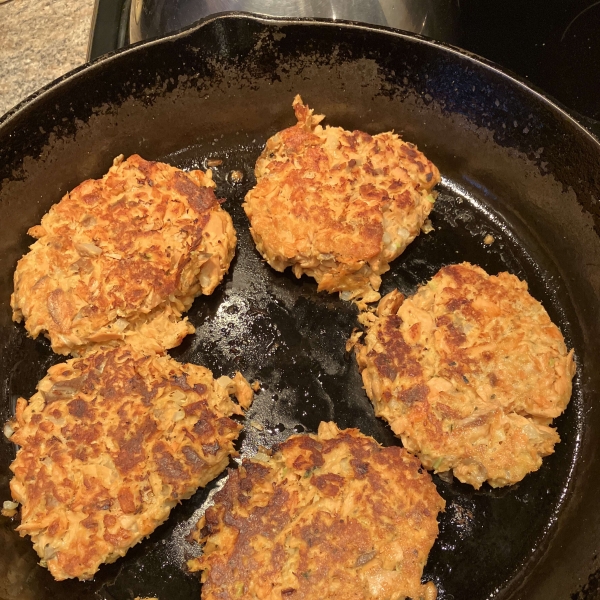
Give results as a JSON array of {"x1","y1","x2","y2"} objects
[
  {"x1": 354, "y1": 263, "x2": 576, "y2": 488},
  {"x1": 243, "y1": 96, "x2": 440, "y2": 307},
  {"x1": 5, "y1": 346, "x2": 253, "y2": 581},
  {"x1": 188, "y1": 422, "x2": 444, "y2": 600},
  {"x1": 11, "y1": 154, "x2": 236, "y2": 356}
]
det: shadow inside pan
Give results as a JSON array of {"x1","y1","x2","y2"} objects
[{"x1": 0, "y1": 13, "x2": 596, "y2": 600}]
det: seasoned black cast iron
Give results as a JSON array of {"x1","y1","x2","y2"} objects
[{"x1": 0, "y1": 13, "x2": 599, "y2": 600}]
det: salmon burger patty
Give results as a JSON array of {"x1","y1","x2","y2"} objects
[
  {"x1": 353, "y1": 263, "x2": 575, "y2": 488},
  {"x1": 12, "y1": 154, "x2": 236, "y2": 355},
  {"x1": 243, "y1": 96, "x2": 440, "y2": 308},
  {"x1": 188, "y1": 421, "x2": 444, "y2": 600},
  {"x1": 5, "y1": 346, "x2": 253, "y2": 580}
]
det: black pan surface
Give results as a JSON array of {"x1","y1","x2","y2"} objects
[{"x1": 1, "y1": 13, "x2": 599, "y2": 600}]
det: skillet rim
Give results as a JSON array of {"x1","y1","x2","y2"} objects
[{"x1": 1, "y1": 10, "x2": 599, "y2": 150}]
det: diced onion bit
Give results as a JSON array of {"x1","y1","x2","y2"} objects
[
  {"x1": 3, "y1": 422, "x2": 14, "y2": 439},
  {"x1": 75, "y1": 242, "x2": 103, "y2": 257},
  {"x1": 44, "y1": 376, "x2": 85, "y2": 403},
  {"x1": 354, "y1": 550, "x2": 378, "y2": 567},
  {"x1": 3, "y1": 501, "x2": 19, "y2": 510},
  {"x1": 206, "y1": 158, "x2": 223, "y2": 167},
  {"x1": 438, "y1": 470, "x2": 454, "y2": 483},
  {"x1": 229, "y1": 170, "x2": 244, "y2": 184},
  {"x1": 421, "y1": 220, "x2": 434, "y2": 234},
  {"x1": 112, "y1": 318, "x2": 129, "y2": 332}
]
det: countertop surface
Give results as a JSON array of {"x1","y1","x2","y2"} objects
[{"x1": 0, "y1": 0, "x2": 96, "y2": 117}]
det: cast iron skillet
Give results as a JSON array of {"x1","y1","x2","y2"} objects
[{"x1": 1, "y1": 13, "x2": 599, "y2": 600}]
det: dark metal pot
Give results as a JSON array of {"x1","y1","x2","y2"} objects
[
  {"x1": 128, "y1": 0, "x2": 459, "y2": 45},
  {"x1": 1, "y1": 13, "x2": 599, "y2": 600}
]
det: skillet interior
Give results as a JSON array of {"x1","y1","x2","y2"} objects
[{"x1": 1, "y1": 13, "x2": 599, "y2": 600}]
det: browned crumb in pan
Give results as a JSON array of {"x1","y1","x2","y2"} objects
[
  {"x1": 353, "y1": 262, "x2": 576, "y2": 488},
  {"x1": 189, "y1": 421, "x2": 444, "y2": 600},
  {"x1": 243, "y1": 95, "x2": 440, "y2": 308},
  {"x1": 11, "y1": 154, "x2": 236, "y2": 356},
  {"x1": 5, "y1": 346, "x2": 253, "y2": 581}
]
